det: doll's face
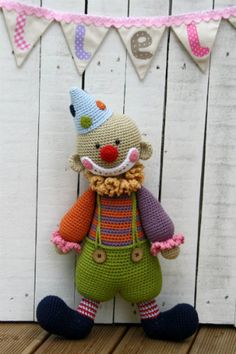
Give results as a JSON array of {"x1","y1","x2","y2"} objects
[{"x1": 70, "y1": 113, "x2": 152, "y2": 176}]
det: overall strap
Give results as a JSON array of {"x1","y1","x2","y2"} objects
[
  {"x1": 95, "y1": 193, "x2": 102, "y2": 248},
  {"x1": 131, "y1": 192, "x2": 141, "y2": 247}
]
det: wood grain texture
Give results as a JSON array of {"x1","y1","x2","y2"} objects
[
  {"x1": 196, "y1": 1, "x2": 236, "y2": 324},
  {"x1": 189, "y1": 326, "x2": 236, "y2": 354},
  {"x1": 35, "y1": 325, "x2": 127, "y2": 353},
  {"x1": 158, "y1": 0, "x2": 213, "y2": 311},
  {"x1": 0, "y1": 324, "x2": 235, "y2": 353},
  {"x1": 34, "y1": 0, "x2": 85, "y2": 317},
  {"x1": 0, "y1": 0, "x2": 40, "y2": 320},
  {"x1": 0, "y1": 323, "x2": 48, "y2": 354},
  {"x1": 113, "y1": 327, "x2": 197, "y2": 354},
  {"x1": 114, "y1": 0, "x2": 170, "y2": 323},
  {"x1": 77, "y1": 0, "x2": 129, "y2": 324}
]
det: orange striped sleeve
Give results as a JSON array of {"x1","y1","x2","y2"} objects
[{"x1": 59, "y1": 188, "x2": 96, "y2": 242}]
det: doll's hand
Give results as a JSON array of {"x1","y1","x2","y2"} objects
[
  {"x1": 51, "y1": 230, "x2": 81, "y2": 254},
  {"x1": 161, "y1": 246, "x2": 180, "y2": 259},
  {"x1": 150, "y1": 234, "x2": 184, "y2": 257}
]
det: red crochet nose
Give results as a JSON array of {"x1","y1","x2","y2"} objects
[{"x1": 100, "y1": 145, "x2": 119, "y2": 163}]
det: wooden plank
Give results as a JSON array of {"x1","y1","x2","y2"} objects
[
  {"x1": 0, "y1": 323, "x2": 48, "y2": 354},
  {"x1": 35, "y1": 325, "x2": 127, "y2": 353},
  {"x1": 114, "y1": 0, "x2": 170, "y2": 324},
  {"x1": 76, "y1": 0, "x2": 129, "y2": 324},
  {"x1": 159, "y1": 0, "x2": 213, "y2": 312},
  {"x1": 196, "y1": 0, "x2": 236, "y2": 324},
  {"x1": 113, "y1": 327, "x2": 197, "y2": 354},
  {"x1": 190, "y1": 326, "x2": 236, "y2": 354},
  {"x1": 34, "y1": 0, "x2": 85, "y2": 316},
  {"x1": 0, "y1": 0, "x2": 41, "y2": 320}
]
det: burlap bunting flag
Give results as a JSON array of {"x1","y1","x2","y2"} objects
[
  {"x1": 61, "y1": 22, "x2": 109, "y2": 75},
  {"x1": 172, "y1": 20, "x2": 221, "y2": 71},
  {"x1": 118, "y1": 26, "x2": 165, "y2": 79},
  {"x1": 3, "y1": 8, "x2": 52, "y2": 66},
  {"x1": 228, "y1": 16, "x2": 236, "y2": 29}
]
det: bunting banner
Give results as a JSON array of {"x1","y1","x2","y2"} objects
[
  {"x1": 61, "y1": 22, "x2": 109, "y2": 75},
  {"x1": 3, "y1": 8, "x2": 52, "y2": 66},
  {"x1": 118, "y1": 26, "x2": 165, "y2": 79},
  {"x1": 0, "y1": 1, "x2": 236, "y2": 79},
  {"x1": 172, "y1": 20, "x2": 220, "y2": 71}
]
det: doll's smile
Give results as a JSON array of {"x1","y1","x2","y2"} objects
[{"x1": 81, "y1": 148, "x2": 139, "y2": 176}]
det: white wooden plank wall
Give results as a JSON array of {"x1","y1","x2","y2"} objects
[
  {"x1": 0, "y1": 0, "x2": 235, "y2": 325},
  {"x1": 196, "y1": 0, "x2": 236, "y2": 325},
  {"x1": 0, "y1": 0, "x2": 41, "y2": 321},
  {"x1": 160, "y1": 0, "x2": 213, "y2": 311}
]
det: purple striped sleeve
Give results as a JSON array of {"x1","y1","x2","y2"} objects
[{"x1": 137, "y1": 186, "x2": 174, "y2": 242}]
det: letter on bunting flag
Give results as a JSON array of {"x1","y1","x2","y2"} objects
[
  {"x1": 118, "y1": 26, "x2": 165, "y2": 80},
  {"x1": 3, "y1": 9, "x2": 52, "y2": 66},
  {"x1": 61, "y1": 22, "x2": 109, "y2": 75},
  {"x1": 172, "y1": 20, "x2": 220, "y2": 71}
]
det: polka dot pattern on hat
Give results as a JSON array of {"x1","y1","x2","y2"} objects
[
  {"x1": 96, "y1": 100, "x2": 106, "y2": 110},
  {"x1": 70, "y1": 88, "x2": 113, "y2": 135},
  {"x1": 81, "y1": 116, "x2": 92, "y2": 129}
]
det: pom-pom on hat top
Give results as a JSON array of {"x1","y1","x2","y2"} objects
[{"x1": 70, "y1": 88, "x2": 113, "y2": 135}]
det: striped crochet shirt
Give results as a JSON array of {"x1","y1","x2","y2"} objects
[{"x1": 88, "y1": 194, "x2": 145, "y2": 247}]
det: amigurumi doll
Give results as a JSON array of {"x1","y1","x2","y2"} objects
[{"x1": 37, "y1": 88, "x2": 198, "y2": 340}]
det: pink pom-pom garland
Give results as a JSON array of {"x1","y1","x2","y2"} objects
[
  {"x1": 51, "y1": 230, "x2": 81, "y2": 254},
  {"x1": 150, "y1": 234, "x2": 184, "y2": 256},
  {"x1": 0, "y1": 1, "x2": 236, "y2": 28}
]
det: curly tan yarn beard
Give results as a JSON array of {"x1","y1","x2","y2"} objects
[{"x1": 85, "y1": 162, "x2": 144, "y2": 197}]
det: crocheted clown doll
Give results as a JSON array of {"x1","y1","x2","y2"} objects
[{"x1": 37, "y1": 88, "x2": 198, "y2": 340}]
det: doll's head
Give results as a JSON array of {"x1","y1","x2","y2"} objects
[{"x1": 69, "y1": 88, "x2": 152, "y2": 178}]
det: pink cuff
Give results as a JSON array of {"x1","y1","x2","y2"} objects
[
  {"x1": 150, "y1": 234, "x2": 184, "y2": 256},
  {"x1": 51, "y1": 230, "x2": 81, "y2": 254}
]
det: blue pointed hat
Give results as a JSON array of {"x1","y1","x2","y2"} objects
[{"x1": 70, "y1": 88, "x2": 113, "y2": 134}]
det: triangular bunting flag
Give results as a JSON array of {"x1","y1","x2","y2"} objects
[
  {"x1": 172, "y1": 20, "x2": 220, "y2": 71},
  {"x1": 3, "y1": 9, "x2": 52, "y2": 66},
  {"x1": 118, "y1": 26, "x2": 165, "y2": 80},
  {"x1": 228, "y1": 16, "x2": 236, "y2": 29},
  {"x1": 61, "y1": 22, "x2": 109, "y2": 75}
]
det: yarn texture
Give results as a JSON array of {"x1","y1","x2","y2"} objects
[
  {"x1": 85, "y1": 162, "x2": 144, "y2": 197},
  {"x1": 59, "y1": 188, "x2": 95, "y2": 242},
  {"x1": 36, "y1": 88, "x2": 199, "y2": 341},
  {"x1": 76, "y1": 239, "x2": 162, "y2": 303},
  {"x1": 70, "y1": 88, "x2": 112, "y2": 134},
  {"x1": 74, "y1": 113, "x2": 141, "y2": 170},
  {"x1": 51, "y1": 231, "x2": 81, "y2": 253}
]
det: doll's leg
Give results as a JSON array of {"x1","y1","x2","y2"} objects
[
  {"x1": 37, "y1": 295, "x2": 99, "y2": 339},
  {"x1": 77, "y1": 297, "x2": 99, "y2": 320},
  {"x1": 137, "y1": 299, "x2": 160, "y2": 320},
  {"x1": 137, "y1": 298, "x2": 199, "y2": 341}
]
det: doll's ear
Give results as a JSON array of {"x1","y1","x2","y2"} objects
[
  {"x1": 69, "y1": 154, "x2": 84, "y2": 172},
  {"x1": 140, "y1": 142, "x2": 153, "y2": 160}
]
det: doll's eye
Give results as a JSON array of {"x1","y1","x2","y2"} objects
[
  {"x1": 95, "y1": 143, "x2": 101, "y2": 149},
  {"x1": 70, "y1": 104, "x2": 76, "y2": 117},
  {"x1": 115, "y1": 139, "x2": 120, "y2": 145}
]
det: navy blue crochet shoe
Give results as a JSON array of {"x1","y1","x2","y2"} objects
[
  {"x1": 36, "y1": 295, "x2": 94, "y2": 339},
  {"x1": 141, "y1": 304, "x2": 199, "y2": 341}
]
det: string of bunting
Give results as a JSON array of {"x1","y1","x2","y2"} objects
[{"x1": 1, "y1": 1, "x2": 236, "y2": 79}]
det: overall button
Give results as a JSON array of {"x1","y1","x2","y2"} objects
[
  {"x1": 92, "y1": 249, "x2": 106, "y2": 264},
  {"x1": 131, "y1": 248, "x2": 143, "y2": 263}
]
